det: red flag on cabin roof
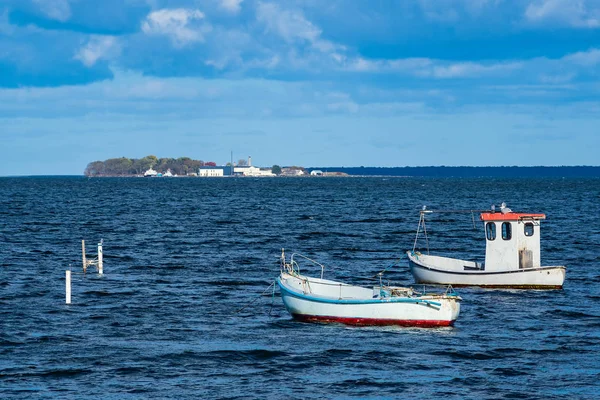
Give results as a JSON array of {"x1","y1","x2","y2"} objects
[{"x1": 480, "y1": 212, "x2": 546, "y2": 221}]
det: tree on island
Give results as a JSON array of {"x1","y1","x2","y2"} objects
[
  {"x1": 271, "y1": 165, "x2": 282, "y2": 175},
  {"x1": 84, "y1": 161, "x2": 105, "y2": 176},
  {"x1": 84, "y1": 155, "x2": 207, "y2": 177},
  {"x1": 132, "y1": 155, "x2": 158, "y2": 175},
  {"x1": 104, "y1": 157, "x2": 133, "y2": 176}
]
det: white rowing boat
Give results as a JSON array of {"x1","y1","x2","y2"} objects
[{"x1": 277, "y1": 250, "x2": 461, "y2": 327}]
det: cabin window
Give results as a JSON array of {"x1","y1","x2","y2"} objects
[
  {"x1": 524, "y1": 222, "x2": 534, "y2": 237},
  {"x1": 502, "y1": 222, "x2": 512, "y2": 240},
  {"x1": 486, "y1": 222, "x2": 496, "y2": 241}
]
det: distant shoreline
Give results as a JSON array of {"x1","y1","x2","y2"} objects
[
  {"x1": 304, "y1": 166, "x2": 600, "y2": 178},
  {"x1": 3, "y1": 166, "x2": 599, "y2": 178}
]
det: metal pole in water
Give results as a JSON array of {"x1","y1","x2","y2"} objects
[
  {"x1": 98, "y1": 240, "x2": 103, "y2": 275},
  {"x1": 66, "y1": 270, "x2": 72, "y2": 304},
  {"x1": 82, "y1": 240, "x2": 87, "y2": 273}
]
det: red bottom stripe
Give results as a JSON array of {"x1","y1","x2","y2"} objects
[{"x1": 292, "y1": 314, "x2": 454, "y2": 327}]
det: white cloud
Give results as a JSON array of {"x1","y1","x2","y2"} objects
[
  {"x1": 327, "y1": 101, "x2": 359, "y2": 113},
  {"x1": 33, "y1": 0, "x2": 71, "y2": 22},
  {"x1": 525, "y1": 0, "x2": 600, "y2": 28},
  {"x1": 256, "y1": 2, "x2": 319, "y2": 42},
  {"x1": 0, "y1": 8, "x2": 15, "y2": 35},
  {"x1": 200, "y1": 28, "x2": 255, "y2": 70},
  {"x1": 562, "y1": 48, "x2": 600, "y2": 66},
  {"x1": 418, "y1": 0, "x2": 502, "y2": 21},
  {"x1": 344, "y1": 57, "x2": 520, "y2": 78},
  {"x1": 219, "y1": 0, "x2": 244, "y2": 14},
  {"x1": 428, "y1": 61, "x2": 522, "y2": 78},
  {"x1": 346, "y1": 58, "x2": 377, "y2": 72},
  {"x1": 525, "y1": 48, "x2": 600, "y2": 82},
  {"x1": 141, "y1": 8, "x2": 208, "y2": 46},
  {"x1": 539, "y1": 73, "x2": 576, "y2": 84},
  {"x1": 418, "y1": 0, "x2": 460, "y2": 22},
  {"x1": 346, "y1": 57, "x2": 433, "y2": 73},
  {"x1": 256, "y1": 2, "x2": 340, "y2": 54},
  {"x1": 344, "y1": 48, "x2": 599, "y2": 80},
  {"x1": 243, "y1": 55, "x2": 281, "y2": 69},
  {"x1": 74, "y1": 36, "x2": 120, "y2": 67}
]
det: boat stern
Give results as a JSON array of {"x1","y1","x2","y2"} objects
[{"x1": 446, "y1": 295, "x2": 461, "y2": 324}]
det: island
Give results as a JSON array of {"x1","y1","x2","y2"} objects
[
  {"x1": 84, "y1": 156, "x2": 599, "y2": 178},
  {"x1": 83, "y1": 155, "x2": 317, "y2": 177}
]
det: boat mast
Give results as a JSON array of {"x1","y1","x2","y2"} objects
[
  {"x1": 413, "y1": 206, "x2": 491, "y2": 254},
  {"x1": 413, "y1": 206, "x2": 432, "y2": 254}
]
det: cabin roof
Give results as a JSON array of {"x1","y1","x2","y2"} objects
[{"x1": 480, "y1": 212, "x2": 546, "y2": 221}]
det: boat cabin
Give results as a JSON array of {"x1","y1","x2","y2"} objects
[{"x1": 480, "y1": 208, "x2": 545, "y2": 271}]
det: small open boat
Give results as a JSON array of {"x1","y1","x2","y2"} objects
[
  {"x1": 407, "y1": 204, "x2": 566, "y2": 289},
  {"x1": 277, "y1": 250, "x2": 461, "y2": 327}
]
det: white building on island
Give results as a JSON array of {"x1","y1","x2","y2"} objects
[
  {"x1": 282, "y1": 167, "x2": 305, "y2": 176},
  {"x1": 198, "y1": 167, "x2": 224, "y2": 177},
  {"x1": 233, "y1": 156, "x2": 275, "y2": 176},
  {"x1": 234, "y1": 166, "x2": 275, "y2": 176}
]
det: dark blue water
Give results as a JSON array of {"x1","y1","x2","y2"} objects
[{"x1": 1, "y1": 177, "x2": 599, "y2": 399}]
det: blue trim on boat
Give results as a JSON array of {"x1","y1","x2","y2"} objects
[{"x1": 277, "y1": 278, "x2": 443, "y2": 307}]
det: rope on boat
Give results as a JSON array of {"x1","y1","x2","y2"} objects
[
  {"x1": 231, "y1": 280, "x2": 276, "y2": 316},
  {"x1": 423, "y1": 214, "x2": 430, "y2": 254},
  {"x1": 370, "y1": 255, "x2": 404, "y2": 279},
  {"x1": 413, "y1": 206, "x2": 485, "y2": 253},
  {"x1": 269, "y1": 282, "x2": 276, "y2": 317}
]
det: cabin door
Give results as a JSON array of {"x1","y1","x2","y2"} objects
[{"x1": 519, "y1": 249, "x2": 533, "y2": 269}]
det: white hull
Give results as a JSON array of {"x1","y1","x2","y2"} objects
[
  {"x1": 407, "y1": 252, "x2": 566, "y2": 289},
  {"x1": 278, "y1": 272, "x2": 460, "y2": 327}
]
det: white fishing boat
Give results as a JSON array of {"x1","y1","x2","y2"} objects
[
  {"x1": 407, "y1": 204, "x2": 566, "y2": 289},
  {"x1": 277, "y1": 250, "x2": 461, "y2": 327}
]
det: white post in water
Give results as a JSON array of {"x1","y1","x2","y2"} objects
[
  {"x1": 82, "y1": 240, "x2": 87, "y2": 273},
  {"x1": 66, "y1": 270, "x2": 72, "y2": 304},
  {"x1": 98, "y1": 240, "x2": 103, "y2": 275}
]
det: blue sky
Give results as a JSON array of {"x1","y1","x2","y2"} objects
[{"x1": 1, "y1": 0, "x2": 599, "y2": 175}]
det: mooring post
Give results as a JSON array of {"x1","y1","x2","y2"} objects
[
  {"x1": 98, "y1": 240, "x2": 103, "y2": 275},
  {"x1": 66, "y1": 270, "x2": 72, "y2": 304},
  {"x1": 82, "y1": 240, "x2": 87, "y2": 273}
]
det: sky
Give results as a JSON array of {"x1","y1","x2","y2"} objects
[{"x1": 1, "y1": 0, "x2": 599, "y2": 175}]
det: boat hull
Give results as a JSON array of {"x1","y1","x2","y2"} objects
[
  {"x1": 278, "y1": 273, "x2": 460, "y2": 327},
  {"x1": 407, "y1": 252, "x2": 566, "y2": 289}
]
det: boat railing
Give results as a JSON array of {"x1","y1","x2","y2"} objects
[{"x1": 290, "y1": 252, "x2": 326, "y2": 280}]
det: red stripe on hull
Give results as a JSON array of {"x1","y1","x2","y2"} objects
[{"x1": 291, "y1": 314, "x2": 455, "y2": 327}]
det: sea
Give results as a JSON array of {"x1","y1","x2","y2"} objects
[{"x1": 1, "y1": 176, "x2": 599, "y2": 399}]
